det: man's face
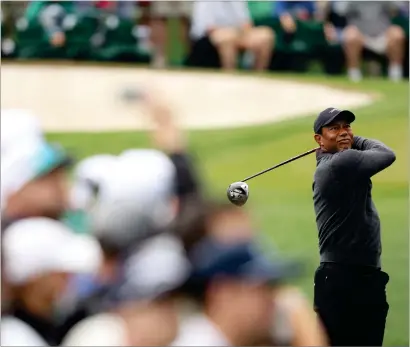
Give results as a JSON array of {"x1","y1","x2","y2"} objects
[
  {"x1": 6, "y1": 167, "x2": 70, "y2": 220},
  {"x1": 118, "y1": 297, "x2": 179, "y2": 346},
  {"x1": 209, "y1": 209, "x2": 254, "y2": 244},
  {"x1": 314, "y1": 119, "x2": 354, "y2": 153},
  {"x1": 212, "y1": 280, "x2": 274, "y2": 344},
  {"x1": 18, "y1": 272, "x2": 71, "y2": 317}
]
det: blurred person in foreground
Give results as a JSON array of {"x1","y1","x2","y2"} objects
[
  {"x1": 1, "y1": 109, "x2": 72, "y2": 321},
  {"x1": 1, "y1": 218, "x2": 102, "y2": 346},
  {"x1": 323, "y1": 1, "x2": 406, "y2": 82},
  {"x1": 57, "y1": 89, "x2": 202, "y2": 342},
  {"x1": 172, "y1": 236, "x2": 323, "y2": 346},
  {"x1": 137, "y1": 88, "x2": 202, "y2": 208},
  {"x1": 176, "y1": 201, "x2": 328, "y2": 346},
  {"x1": 57, "y1": 149, "x2": 178, "y2": 340},
  {"x1": 1, "y1": 109, "x2": 73, "y2": 227},
  {"x1": 62, "y1": 233, "x2": 190, "y2": 346},
  {"x1": 190, "y1": 0, "x2": 275, "y2": 71}
]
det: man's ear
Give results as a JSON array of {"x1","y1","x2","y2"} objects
[{"x1": 314, "y1": 134, "x2": 322, "y2": 147}]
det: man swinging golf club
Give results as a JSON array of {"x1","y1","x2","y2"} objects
[{"x1": 312, "y1": 107, "x2": 396, "y2": 346}]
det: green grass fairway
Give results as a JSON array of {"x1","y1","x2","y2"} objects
[{"x1": 47, "y1": 74, "x2": 408, "y2": 346}]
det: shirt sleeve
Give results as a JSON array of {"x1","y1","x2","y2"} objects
[
  {"x1": 190, "y1": 1, "x2": 217, "y2": 40},
  {"x1": 168, "y1": 152, "x2": 201, "y2": 199},
  {"x1": 331, "y1": 136, "x2": 396, "y2": 179}
]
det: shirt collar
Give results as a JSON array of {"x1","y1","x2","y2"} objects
[{"x1": 316, "y1": 149, "x2": 334, "y2": 166}]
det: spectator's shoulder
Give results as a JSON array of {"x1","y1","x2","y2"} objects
[
  {"x1": 62, "y1": 313, "x2": 126, "y2": 346},
  {"x1": 1, "y1": 316, "x2": 48, "y2": 346}
]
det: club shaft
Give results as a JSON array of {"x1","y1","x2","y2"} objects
[{"x1": 242, "y1": 148, "x2": 319, "y2": 182}]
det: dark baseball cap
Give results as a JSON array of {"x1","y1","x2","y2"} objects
[
  {"x1": 184, "y1": 238, "x2": 302, "y2": 288},
  {"x1": 313, "y1": 108, "x2": 356, "y2": 134}
]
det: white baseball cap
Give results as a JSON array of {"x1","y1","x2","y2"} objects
[
  {"x1": 87, "y1": 149, "x2": 177, "y2": 246},
  {"x1": 119, "y1": 148, "x2": 176, "y2": 199},
  {"x1": 1, "y1": 109, "x2": 42, "y2": 154},
  {"x1": 1, "y1": 109, "x2": 42, "y2": 210},
  {"x1": 3, "y1": 218, "x2": 102, "y2": 284},
  {"x1": 108, "y1": 234, "x2": 191, "y2": 304},
  {"x1": 70, "y1": 154, "x2": 118, "y2": 211},
  {"x1": 1, "y1": 110, "x2": 71, "y2": 212}
]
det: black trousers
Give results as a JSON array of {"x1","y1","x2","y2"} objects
[{"x1": 314, "y1": 263, "x2": 390, "y2": 346}]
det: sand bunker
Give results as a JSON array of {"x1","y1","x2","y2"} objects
[{"x1": 1, "y1": 64, "x2": 375, "y2": 132}]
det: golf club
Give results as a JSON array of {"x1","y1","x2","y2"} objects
[{"x1": 227, "y1": 147, "x2": 320, "y2": 206}]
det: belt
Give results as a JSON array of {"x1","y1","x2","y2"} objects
[{"x1": 320, "y1": 250, "x2": 381, "y2": 268}]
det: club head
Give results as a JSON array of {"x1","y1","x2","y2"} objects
[{"x1": 227, "y1": 181, "x2": 249, "y2": 206}]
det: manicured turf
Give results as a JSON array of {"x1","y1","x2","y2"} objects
[{"x1": 47, "y1": 74, "x2": 408, "y2": 346}]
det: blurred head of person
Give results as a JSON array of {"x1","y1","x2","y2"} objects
[
  {"x1": 63, "y1": 234, "x2": 190, "y2": 346},
  {"x1": 1, "y1": 109, "x2": 72, "y2": 222},
  {"x1": 3, "y1": 218, "x2": 102, "y2": 322},
  {"x1": 181, "y1": 238, "x2": 301, "y2": 346},
  {"x1": 69, "y1": 149, "x2": 178, "y2": 283},
  {"x1": 177, "y1": 200, "x2": 256, "y2": 255}
]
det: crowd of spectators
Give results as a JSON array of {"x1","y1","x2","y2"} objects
[
  {"x1": 1, "y1": 1, "x2": 409, "y2": 79},
  {"x1": 1, "y1": 93, "x2": 329, "y2": 346}
]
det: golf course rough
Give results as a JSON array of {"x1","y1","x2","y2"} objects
[{"x1": 1, "y1": 64, "x2": 375, "y2": 132}]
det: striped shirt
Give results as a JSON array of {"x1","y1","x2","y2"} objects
[{"x1": 190, "y1": 0, "x2": 251, "y2": 40}]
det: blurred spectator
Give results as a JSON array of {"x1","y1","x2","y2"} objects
[
  {"x1": 1, "y1": 1, "x2": 26, "y2": 57},
  {"x1": 1, "y1": 109, "x2": 73, "y2": 327},
  {"x1": 274, "y1": 1, "x2": 317, "y2": 34},
  {"x1": 1, "y1": 110, "x2": 72, "y2": 227},
  {"x1": 136, "y1": 89, "x2": 203, "y2": 214},
  {"x1": 1, "y1": 1, "x2": 28, "y2": 27},
  {"x1": 176, "y1": 200, "x2": 255, "y2": 254},
  {"x1": 176, "y1": 201, "x2": 328, "y2": 346},
  {"x1": 24, "y1": 1, "x2": 76, "y2": 48},
  {"x1": 172, "y1": 238, "x2": 301, "y2": 346},
  {"x1": 58, "y1": 89, "x2": 201, "y2": 342},
  {"x1": 1, "y1": 218, "x2": 101, "y2": 346},
  {"x1": 190, "y1": 1, "x2": 275, "y2": 71},
  {"x1": 57, "y1": 149, "x2": 179, "y2": 341},
  {"x1": 55, "y1": 155, "x2": 119, "y2": 341},
  {"x1": 271, "y1": 286, "x2": 328, "y2": 346},
  {"x1": 62, "y1": 234, "x2": 190, "y2": 346},
  {"x1": 149, "y1": 1, "x2": 192, "y2": 68},
  {"x1": 323, "y1": 1, "x2": 406, "y2": 82}
]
